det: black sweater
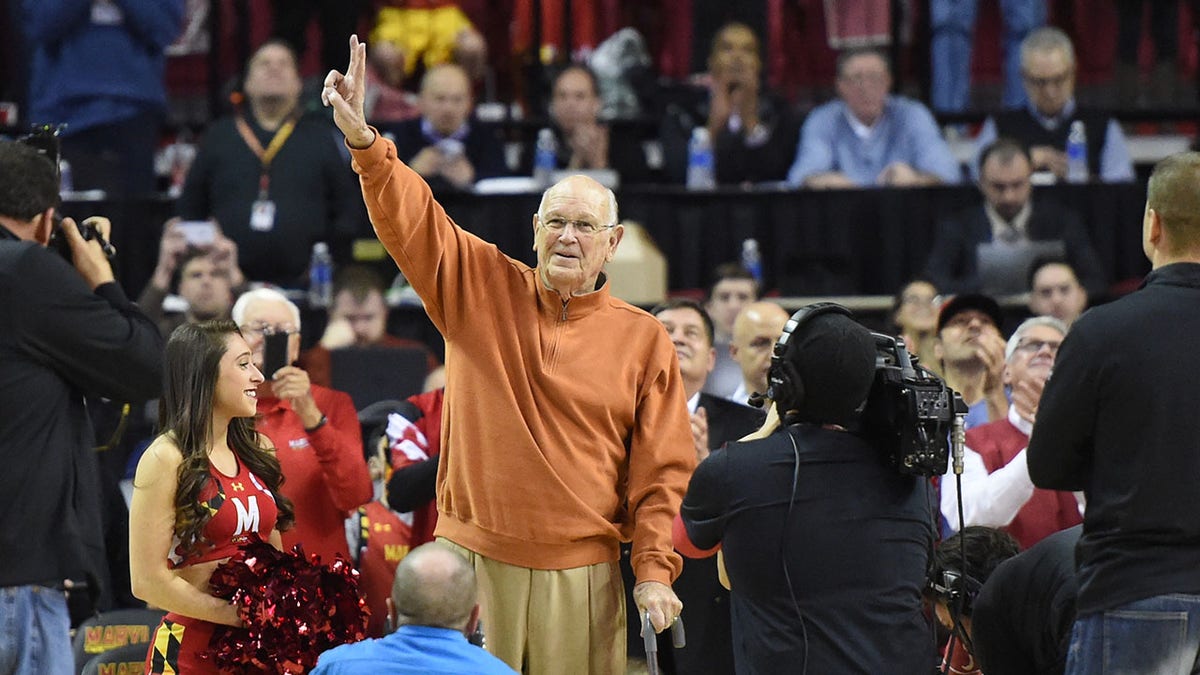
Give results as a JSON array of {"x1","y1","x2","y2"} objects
[
  {"x1": 0, "y1": 227, "x2": 163, "y2": 600},
  {"x1": 1029, "y1": 263, "x2": 1200, "y2": 614}
]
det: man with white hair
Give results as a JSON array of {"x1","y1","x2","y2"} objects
[
  {"x1": 232, "y1": 288, "x2": 372, "y2": 562},
  {"x1": 323, "y1": 37, "x2": 694, "y2": 674},
  {"x1": 972, "y1": 27, "x2": 1133, "y2": 183},
  {"x1": 940, "y1": 316, "x2": 1082, "y2": 549}
]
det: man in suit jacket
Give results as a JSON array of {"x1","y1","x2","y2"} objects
[
  {"x1": 626, "y1": 299, "x2": 763, "y2": 674},
  {"x1": 925, "y1": 138, "x2": 1106, "y2": 298},
  {"x1": 381, "y1": 63, "x2": 507, "y2": 192}
]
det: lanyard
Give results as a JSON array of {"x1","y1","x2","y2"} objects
[{"x1": 235, "y1": 113, "x2": 297, "y2": 198}]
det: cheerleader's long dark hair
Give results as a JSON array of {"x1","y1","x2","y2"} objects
[{"x1": 159, "y1": 320, "x2": 294, "y2": 557}]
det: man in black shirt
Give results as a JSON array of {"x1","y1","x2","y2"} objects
[
  {"x1": 1029, "y1": 152, "x2": 1200, "y2": 672},
  {"x1": 678, "y1": 305, "x2": 935, "y2": 674},
  {"x1": 0, "y1": 140, "x2": 163, "y2": 672},
  {"x1": 972, "y1": 525, "x2": 1080, "y2": 675},
  {"x1": 178, "y1": 40, "x2": 366, "y2": 287}
]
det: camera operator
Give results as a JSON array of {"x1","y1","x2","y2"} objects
[
  {"x1": 0, "y1": 139, "x2": 163, "y2": 673},
  {"x1": 676, "y1": 305, "x2": 935, "y2": 674}
]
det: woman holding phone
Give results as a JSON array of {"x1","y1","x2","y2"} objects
[{"x1": 129, "y1": 320, "x2": 294, "y2": 673}]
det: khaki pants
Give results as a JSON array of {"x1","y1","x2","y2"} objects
[{"x1": 440, "y1": 538, "x2": 626, "y2": 675}]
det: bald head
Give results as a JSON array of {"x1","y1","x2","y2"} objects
[
  {"x1": 730, "y1": 302, "x2": 791, "y2": 395},
  {"x1": 420, "y1": 64, "x2": 473, "y2": 136},
  {"x1": 391, "y1": 543, "x2": 478, "y2": 631}
]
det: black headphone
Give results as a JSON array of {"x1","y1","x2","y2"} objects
[{"x1": 758, "y1": 302, "x2": 855, "y2": 412}]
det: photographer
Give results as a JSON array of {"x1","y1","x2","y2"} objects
[
  {"x1": 0, "y1": 139, "x2": 163, "y2": 672},
  {"x1": 676, "y1": 305, "x2": 935, "y2": 674}
]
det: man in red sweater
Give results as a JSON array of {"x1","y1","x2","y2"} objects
[
  {"x1": 323, "y1": 37, "x2": 695, "y2": 674},
  {"x1": 232, "y1": 288, "x2": 373, "y2": 562},
  {"x1": 940, "y1": 316, "x2": 1082, "y2": 549}
]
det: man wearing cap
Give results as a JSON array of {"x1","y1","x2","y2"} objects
[
  {"x1": 940, "y1": 317, "x2": 1082, "y2": 548},
  {"x1": 934, "y1": 293, "x2": 1009, "y2": 428},
  {"x1": 676, "y1": 306, "x2": 935, "y2": 674}
]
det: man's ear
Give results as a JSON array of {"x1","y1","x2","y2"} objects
[
  {"x1": 464, "y1": 604, "x2": 481, "y2": 637},
  {"x1": 32, "y1": 208, "x2": 55, "y2": 246}
]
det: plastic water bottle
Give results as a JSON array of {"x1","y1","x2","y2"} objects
[
  {"x1": 1066, "y1": 120, "x2": 1088, "y2": 184},
  {"x1": 533, "y1": 128, "x2": 558, "y2": 187},
  {"x1": 741, "y1": 238, "x2": 763, "y2": 285},
  {"x1": 686, "y1": 127, "x2": 716, "y2": 190},
  {"x1": 308, "y1": 242, "x2": 333, "y2": 309}
]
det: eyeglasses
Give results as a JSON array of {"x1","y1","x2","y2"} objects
[
  {"x1": 1022, "y1": 70, "x2": 1072, "y2": 89},
  {"x1": 1014, "y1": 338, "x2": 1061, "y2": 355},
  {"x1": 538, "y1": 216, "x2": 613, "y2": 236},
  {"x1": 901, "y1": 293, "x2": 941, "y2": 307},
  {"x1": 241, "y1": 323, "x2": 300, "y2": 338}
]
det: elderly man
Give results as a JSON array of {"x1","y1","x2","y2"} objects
[
  {"x1": 312, "y1": 542, "x2": 516, "y2": 674},
  {"x1": 324, "y1": 37, "x2": 695, "y2": 674},
  {"x1": 1029, "y1": 152, "x2": 1200, "y2": 672},
  {"x1": 940, "y1": 316, "x2": 1082, "y2": 549},
  {"x1": 925, "y1": 138, "x2": 1106, "y2": 297},
  {"x1": 661, "y1": 22, "x2": 800, "y2": 185},
  {"x1": 787, "y1": 47, "x2": 960, "y2": 188},
  {"x1": 232, "y1": 288, "x2": 372, "y2": 563},
  {"x1": 386, "y1": 63, "x2": 507, "y2": 191},
  {"x1": 973, "y1": 27, "x2": 1134, "y2": 183},
  {"x1": 728, "y1": 301, "x2": 790, "y2": 406},
  {"x1": 178, "y1": 40, "x2": 365, "y2": 287},
  {"x1": 524, "y1": 65, "x2": 648, "y2": 183},
  {"x1": 1028, "y1": 258, "x2": 1089, "y2": 327}
]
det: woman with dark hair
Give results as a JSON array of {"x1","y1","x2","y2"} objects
[
  {"x1": 129, "y1": 320, "x2": 295, "y2": 673},
  {"x1": 892, "y1": 278, "x2": 942, "y2": 377}
]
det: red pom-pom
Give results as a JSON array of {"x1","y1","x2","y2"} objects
[{"x1": 203, "y1": 539, "x2": 369, "y2": 674}]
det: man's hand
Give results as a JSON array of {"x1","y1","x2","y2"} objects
[
  {"x1": 150, "y1": 218, "x2": 188, "y2": 290},
  {"x1": 1030, "y1": 146, "x2": 1068, "y2": 178},
  {"x1": 633, "y1": 581, "x2": 682, "y2": 634},
  {"x1": 878, "y1": 161, "x2": 923, "y2": 186},
  {"x1": 439, "y1": 154, "x2": 476, "y2": 187},
  {"x1": 804, "y1": 172, "x2": 858, "y2": 190},
  {"x1": 64, "y1": 216, "x2": 116, "y2": 290},
  {"x1": 210, "y1": 229, "x2": 245, "y2": 288},
  {"x1": 691, "y1": 407, "x2": 710, "y2": 463},
  {"x1": 323, "y1": 35, "x2": 375, "y2": 149},
  {"x1": 407, "y1": 146, "x2": 443, "y2": 176},
  {"x1": 976, "y1": 329, "x2": 1008, "y2": 395},
  {"x1": 1011, "y1": 373, "x2": 1047, "y2": 424},
  {"x1": 566, "y1": 122, "x2": 609, "y2": 170},
  {"x1": 270, "y1": 366, "x2": 323, "y2": 429},
  {"x1": 319, "y1": 317, "x2": 356, "y2": 350}
]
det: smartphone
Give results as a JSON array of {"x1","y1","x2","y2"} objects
[
  {"x1": 261, "y1": 331, "x2": 289, "y2": 378},
  {"x1": 176, "y1": 220, "x2": 217, "y2": 247}
]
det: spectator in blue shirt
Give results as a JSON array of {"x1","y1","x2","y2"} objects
[
  {"x1": 787, "y1": 48, "x2": 961, "y2": 188},
  {"x1": 312, "y1": 542, "x2": 516, "y2": 675}
]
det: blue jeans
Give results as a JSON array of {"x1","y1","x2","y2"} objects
[
  {"x1": 930, "y1": 0, "x2": 1046, "y2": 112},
  {"x1": 0, "y1": 586, "x2": 73, "y2": 675},
  {"x1": 1067, "y1": 594, "x2": 1200, "y2": 674}
]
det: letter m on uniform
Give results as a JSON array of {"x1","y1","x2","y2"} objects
[{"x1": 232, "y1": 496, "x2": 260, "y2": 535}]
